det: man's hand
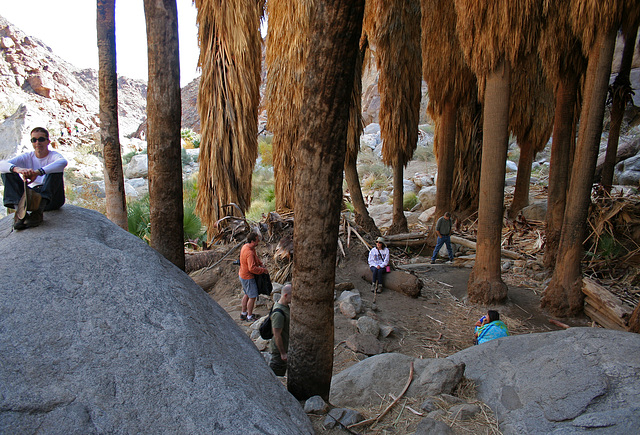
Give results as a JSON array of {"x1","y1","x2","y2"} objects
[
  {"x1": 13, "y1": 167, "x2": 39, "y2": 183},
  {"x1": 280, "y1": 352, "x2": 288, "y2": 361}
]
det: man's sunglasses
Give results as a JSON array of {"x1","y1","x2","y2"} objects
[{"x1": 30, "y1": 137, "x2": 48, "y2": 143}]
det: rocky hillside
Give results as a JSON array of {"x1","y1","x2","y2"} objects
[{"x1": 0, "y1": 14, "x2": 147, "y2": 159}]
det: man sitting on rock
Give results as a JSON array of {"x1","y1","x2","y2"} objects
[
  {"x1": 0, "y1": 127, "x2": 67, "y2": 230},
  {"x1": 270, "y1": 284, "x2": 292, "y2": 376}
]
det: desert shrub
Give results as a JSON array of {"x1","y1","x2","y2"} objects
[
  {"x1": 414, "y1": 144, "x2": 435, "y2": 162},
  {"x1": 403, "y1": 191, "x2": 419, "y2": 211},
  {"x1": 181, "y1": 128, "x2": 201, "y2": 148},
  {"x1": 183, "y1": 200, "x2": 206, "y2": 243},
  {"x1": 127, "y1": 194, "x2": 151, "y2": 242},
  {"x1": 258, "y1": 136, "x2": 274, "y2": 167},
  {"x1": 126, "y1": 193, "x2": 205, "y2": 244},
  {"x1": 123, "y1": 149, "x2": 146, "y2": 166}
]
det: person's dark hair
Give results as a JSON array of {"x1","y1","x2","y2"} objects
[
  {"x1": 31, "y1": 127, "x2": 49, "y2": 139},
  {"x1": 444, "y1": 212, "x2": 451, "y2": 218},
  {"x1": 487, "y1": 310, "x2": 500, "y2": 322},
  {"x1": 246, "y1": 232, "x2": 259, "y2": 243}
]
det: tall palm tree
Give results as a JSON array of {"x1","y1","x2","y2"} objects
[
  {"x1": 455, "y1": 0, "x2": 543, "y2": 304},
  {"x1": 542, "y1": 0, "x2": 636, "y2": 316},
  {"x1": 288, "y1": 0, "x2": 364, "y2": 401},
  {"x1": 507, "y1": 53, "x2": 554, "y2": 219},
  {"x1": 537, "y1": 0, "x2": 587, "y2": 269},
  {"x1": 97, "y1": 0, "x2": 127, "y2": 230},
  {"x1": 345, "y1": 36, "x2": 379, "y2": 235},
  {"x1": 421, "y1": 0, "x2": 476, "y2": 221},
  {"x1": 194, "y1": 0, "x2": 261, "y2": 241},
  {"x1": 266, "y1": 0, "x2": 310, "y2": 212},
  {"x1": 600, "y1": 18, "x2": 639, "y2": 190},
  {"x1": 143, "y1": 0, "x2": 184, "y2": 270},
  {"x1": 364, "y1": 0, "x2": 422, "y2": 235}
]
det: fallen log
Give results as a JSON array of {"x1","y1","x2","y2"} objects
[
  {"x1": 584, "y1": 304, "x2": 627, "y2": 332},
  {"x1": 382, "y1": 232, "x2": 427, "y2": 241},
  {"x1": 386, "y1": 238, "x2": 430, "y2": 247},
  {"x1": 357, "y1": 264, "x2": 422, "y2": 298},
  {"x1": 450, "y1": 236, "x2": 524, "y2": 260},
  {"x1": 185, "y1": 250, "x2": 223, "y2": 274},
  {"x1": 582, "y1": 278, "x2": 632, "y2": 328}
]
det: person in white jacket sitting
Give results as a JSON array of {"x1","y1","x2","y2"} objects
[
  {"x1": 0, "y1": 127, "x2": 67, "y2": 230},
  {"x1": 368, "y1": 237, "x2": 389, "y2": 294}
]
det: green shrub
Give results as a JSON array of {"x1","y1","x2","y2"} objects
[
  {"x1": 403, "y1": 191, "x2": 419, "y2": 211},
  {"x1": 123, "y1": 149, "x2": 146, "y2": 166},
  {"x1": 126, "y1": 193, "x2": 205, "y2": 244},
  {"x1": 127, "y1": 194, "x2": 151, "y2": 242},
  {"x1": 183, "y1": 200, "x2": 206, "y2": 242},
  {"x1": 595, "y1": 233, "x2": 625, "y2": 261},
  {"x1": 181, "y1": 128, "x2": 201, "y2": 149}
]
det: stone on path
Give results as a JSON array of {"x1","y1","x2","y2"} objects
[{"x1": 330, "y1": 353, "x2": 464, "y2": 407}]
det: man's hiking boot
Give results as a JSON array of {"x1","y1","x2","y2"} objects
[
  {"x1": 375, "y1": 283, "x2": 382, "y2": 294},
  {"x1": 25, "y1": 210, "x2": 43, "y2": 228},
  {"x1": 13, "y1": 213, "x2": 27, "y2": 230},
  {"x1": 371, "y1": 282, "x2": 377, "y2": 293},
  {"x1": 246, "y1": 314, "x2": 260, "y2": 322}
]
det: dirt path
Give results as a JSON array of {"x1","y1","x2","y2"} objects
[{"x1": 200, "y1": 240, "x2": 594, "y2": 434}]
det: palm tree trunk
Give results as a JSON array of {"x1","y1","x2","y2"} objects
[
  {"x1": 451, "y1": 100, "x2": 482, "y2": 216},
  {"x1": 97, "y1": 0, "x2": 127, "y2": 230},
  {"x1": 629, "y1": 302, "x2": 640, "y2": 333},
  {"x1": 435, "y1": 101, "x2": 457, "y2": 219},
  {"x1": 508, "y1": 140, "x2": 533, "y2": 219},
  {"x1": 288, "y1": 0, "x2": 364, "y2": 401},
  {"x1": 600, "y1": 21, "x2": 638, "y2": 190},
  {"x1": 143, "y1": 0, "x2": 185, "y2": 270},
  {"x1": 467, "y1": 59, "x2": 510, "y2": 304},
  {"x1": 544, "y1": 77, "x2": 578, "y2": 269},
  {"x1": 542, "y1": 28, "x2": 617, "y2": 316},
  {"x1": 344, "y1": 158, "x2": 379, "y2": 234},
  {"x1": 388, "y1": 163, "x2": 408, "y2": 234}
]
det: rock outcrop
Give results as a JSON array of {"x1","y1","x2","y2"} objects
[
  {"x1": 447, "y1": 328, "x2": 640, "y2": 435},
  {"x1": 0, "y1": 206, "x2": 312, "y2": 434},
  {"x1": 0, "y1": 15, "x2": 146, "y2": 137}
]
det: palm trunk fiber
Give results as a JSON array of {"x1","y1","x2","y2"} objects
[
  {"x1": 467, "y1": 60, "x2": 510, "y2": 304},
  {"x1": 508, "y1": 141, "x2": 533, "y2": 219},
  {"x1": 600, "y1": 21, "x2": 638, "y2": 190},
  {"x1": 288, "y1": 0, "x2": 364, "y2": 401},
  {"x1": 542, "y1": 29, "x2": 617, "y2": 316},
  {"x1": 144, "y1": 0, "x2": 185, "y2": 270},
  {"x1": 544, "y1": 77, "x2": 579, "y2": 269},
  {"x1": 434, "y1": 101, "x2": 456, "y2": 219},
  {"x1": 97, "y1": 0, "x2": 127, "y2": 230},
  {"x1": 388, "y1": 163, "x2": 408, "y2": 234}
]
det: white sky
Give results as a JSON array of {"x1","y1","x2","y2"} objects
[{"x1": 0, "y1": 0, "x2": 201, "y2": 87}]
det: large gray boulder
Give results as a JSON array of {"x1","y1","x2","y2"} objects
[
  {"x1": 447, "y1": 328, "x2": 640, "y2": 435},
  {"x1": 0, "y1": 205, "x2": 312, "y2": 434},
  {"x1": 330, "y1": 353, "x2": 464, "y2": 407}
]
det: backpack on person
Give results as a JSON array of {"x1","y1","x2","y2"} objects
[{"x1": 259, "y1": 307, "x2": 284, "y2": 340}]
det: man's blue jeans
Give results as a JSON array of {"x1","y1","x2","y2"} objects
[
  {"x1": 431, "y1": 235, "x2": 453, "y2": 262},
  {"x1": 2, "y1": 172, "x2": 65, "y2": 210}
]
